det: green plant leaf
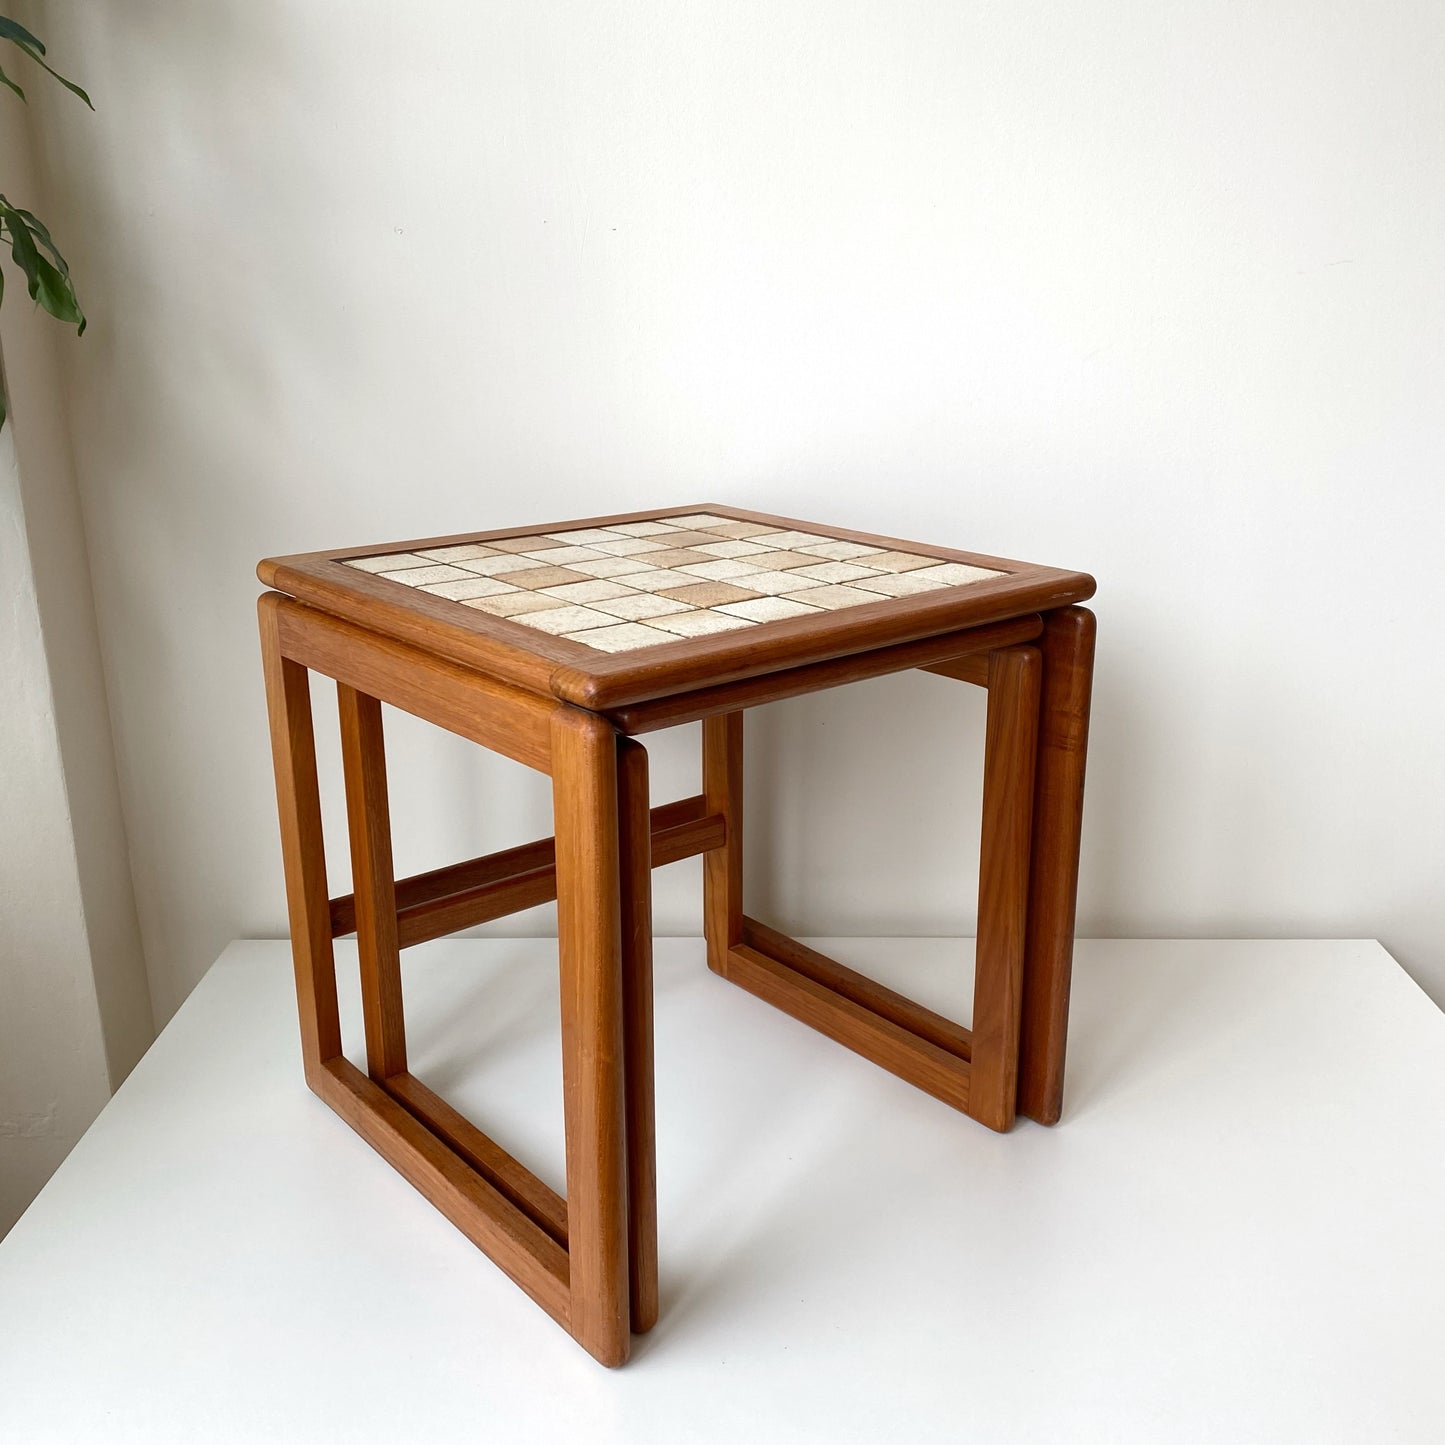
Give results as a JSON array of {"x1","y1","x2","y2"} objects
[
  {"x1": 0, "y1": 199, "x2": 85, "y2": 334},
  {"x1": 0, "y1": 19, "x2": 92, "y2": 108},
  {"x1": 13, "y1": 207, "x2": 68, "y2": 275},
  {"x1": 0, "y1": 60, "x2": 25, "y2": 101}
]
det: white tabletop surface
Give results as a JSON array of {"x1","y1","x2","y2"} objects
[{"x1": 2, "y1": 936, "x2": 1442, "y2": 1444}]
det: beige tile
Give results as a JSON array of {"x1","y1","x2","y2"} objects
[
  {"x1": 512, "y1": 604, "x2": 618, "y2": 635},
  {"x1": 566, "y1": 556, "x2": 659, "y2": 578},
  {"x1": 540, "y1": 579, "x2": 635, "y2": 604},
  {"x1": 509, "y1": 566, "x2": 593, "y2": 590},
  {"x1": 795, "y1": 540, "x2": 883, "y2": 561},
  {"x1": 908, "y1": 562, "x2": 1005, "y2": 585},
  {"x1": 651, "y1": 530, "x2": 731, "y2": 547},
  {"x1": 744, "y1": 550, "x2": 819, "y2": 570},
  {"x1": 587, "y1": 536, "x2": 672, "y2": 556},
  {"x1": 567, "y1": 622, "x2": 678, "y2": 652},
  {"x1": 677, "y1": 558, "x2": 764, "y2": 581},
  {"x1": 748, "y1": 529, "x2": 829, "y2": 550},
  {"x1": 458, "y1": 553, "x2": 548, "y2": 577},
  {"x1": 784, "y1": 584, "x2": 883, "y2": 610},
  {"x1": 542, "y1": 528, "x2": 623, "y2": 545},
  {"x1": 690, "y1": 539, "x2": 771, "y2": 558},
  {"x1": 605, "y1": 520, "x2": 680, "y2": 537},
  {"x1": 664, "y1": 513, "x2": 734, "y2": 529},
  {"x1": 344, "y1": 552, "x2": 432, "y2": 573},
  {"x1": 376, "y1": 563, "x2": 477, "y2": 586},
  {"x1": 791, "y1": 561, "x2": 881, "y2": 584},
  {"x1": 463, "y1": 592, "x2": 568, "y2": 617},
  {"x1": 859, "y1": 550, "x2": 938, "y2": 573},
  {"x1": 714, "y1": 595, "x2": 824, "y2": 623},
  {"x1": 699, "y1": 521, "x2": 776, "y2": 539},
  {"x1": 726, "y1": 569, "x2": 824, "y2": 595},
  {"x1": 521, "y1": 545, "x2": 607, "y2": 565},
  {"x1": 649, "y1": 609, "x2": 756, "y2": 637},
  {"x1": 415, "y1": 543, "x2": 501, "y2": 563},
  {"x1": 420, "y1": 576, "x2": 520, "y2": 601},
  {"x1": 588, "y1": 592, "x2": 695, "y2": 621},
  {"x1": 488, "y1": 535, "x2": 563, "y2": 554},
  {"x1": 611, "y1": 568, "x2": 711, "y2": 593},
  {"x1": 849, "y1": 571, "x2": 943, "y2": 597},
  {"x1": 635, "y1": 548, "x2": 715, "y2": 568},
  {"x1": 656, "y1": 581, "x2": 762, "y2": 606}
]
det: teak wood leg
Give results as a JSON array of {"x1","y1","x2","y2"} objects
[
  {"x1": 699, "y1": 643, "x2": 1044, "y2": 1134},
  {"x1": 1017, "y1": 606, "x2": 1096, "y2": 1125}
]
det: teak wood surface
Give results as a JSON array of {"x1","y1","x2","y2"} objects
[{"x1": 257, "y1": 507, "x2": 1096, "y2": 1366}]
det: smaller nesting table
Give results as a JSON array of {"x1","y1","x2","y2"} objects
[{"x1": 257, "y1": 505, "x2": 1096, "y2": 1366}]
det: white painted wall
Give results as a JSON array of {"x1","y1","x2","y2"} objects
[{"x1": 21, "y1": 0, "x2": 1445, "y2": 1025}]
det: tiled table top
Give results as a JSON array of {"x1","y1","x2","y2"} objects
[
  {"x1": 259, "y1": 504, "x2": 1095, "y2": 709},
  {"x1": 341, "y1": 511, "x2": 1001, "y2": 653}
]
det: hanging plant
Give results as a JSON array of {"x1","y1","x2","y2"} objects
[{"x1": 0, "y1": 15, "x2": 90, "y2": 430}]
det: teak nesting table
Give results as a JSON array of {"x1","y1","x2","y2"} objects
[{"x1": 257, "y1": 505, "x2": 1096, "y2": 1366}]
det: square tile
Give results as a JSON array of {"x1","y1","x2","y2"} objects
[
  {"x1": 784, "y1": 584, "x2": 883, "y2": 610},
  {"x1": 416, "y1": 544, "x2": 502, "y2": 563},
  {"x1": 567, "y1": 622, "x2": 678, "y2": 652},
  {"x1": 744, "y1": 550, "x2": 820, "y2": 571},
  {"x1": 726, "y1": 569, "x2": 825, "y2": 595},
  {"x1": 649, "y1": 609, "x2": 756, "y2": 637},
  {"x1": 791, "y1": 561, "x2": 882, "y2": 584},
  {"x1": 657, "y1": 580, "x2": 763, "y2": 606},
  {"x1": 488, "y1": 535, "x2": 564, "y2": 554},
  {"x1": 345, "y1": 553, "x2": 433, "y2": 573},
  {"x1": 509, "y1": 566, "x2": 594, "y2": 590},
  {"x1": 677, "y1": 559, "x2": 765, "y2": 581},
  {"x1": 606, "y1": 521, "x2": 681, "y2": 537},
  {"x1": 566, "y1": 556, "x2": 661, "y2": 579},
  {"x1": 512, "y1": 605, "x2": 618, "y2": 635},
  {"x1": 794, "y1": 540, "x2": 883, "y2": 561},
  {"x1": 520, "y1": 546, "x2": 607, "y2": 565},
  {"x1": 458, "y1": 554, "x2": 549, "y2": 577},
  {"x1": 697, "y1": 521, "x2": 776, "y2": 539},
  {"x1": 375, "y1": 563, "x2": 478, "y2": 587},
  {"x1": 542, "y1": 529, "x2": 625, "y2": 545},
  {"x1": 908, "y1": 562, "x2": 1005, "y2": 585},
  {"x1": 858, "y1": 550, "x2": 937, "y2": 573},
  {"x1": 611, "y1": 568, "x2": 713, "y2": 593},
  {"x1": 635, "y1": 548, "x2": 716, "y2": 569},
  {"x1": 587, "y1": 537, "x2": 672, "y2": 556},
  {"x1": 664, "y1": 513, "x2": 735, "y2": 529},
  {"x1": 690, "y1": 539, "x2": 771, "y2": 559},
  {"x1": 714, "y1": 595, "x2": 824, "y2": 623},
  {"x1": 463, "y1": 592, "x2": 569, "y2": 617},
  {"x1": 588, "y1": 592, "x2": 696, "y2": 621},
  {"x1": 539, "y1": 579, "x2": 635, "y2": 604},
  {"x1": 850, "y1": 570, "x2": 950, "y2": 597},
  {"x1": 747, "y1": 530, "x2": 827, "y2": 550},
  {"x1": 419, "y1": 576, "x2": 521, "y2": 601}
]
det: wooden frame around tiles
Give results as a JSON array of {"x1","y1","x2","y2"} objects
[{"x1": 258, "y1": 505, "x2": 1095, "y2": 1366}]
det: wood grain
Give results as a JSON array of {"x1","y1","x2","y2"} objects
[
  {"x1": 337, "y1": 685, "x2": 407, "y2": 1080},
  {"x1": 551, "y1": 708, "x2": 631, "y2": 1366},
  {"x1": 258, "y1": 594, "x2": 341, "y2": 1082},
  {"x1": 617, "y1": 738, "x2": 659, "y2": 1334},
  {"x1": 273, "y1": 594, "x2": 553, "y2": 772},
  {"x1": 608, "y1": 616, "x2": 1041, "y2": 734},
  {"x1": 1018, "y1": 606, "x2": 1096, "y2": 1125},
  {"x1": 702, "y1": 713, "x2": 744, "y2": 975},
  {"x1": 967, "y1": 645, "x2": 1041, "y2": 1133}
]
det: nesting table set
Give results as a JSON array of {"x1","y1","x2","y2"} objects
[{"x1": 258, "y1": 505, "x2": 1096, "y2": 1366}]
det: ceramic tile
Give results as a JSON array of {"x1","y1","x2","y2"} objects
[
  {"x1": 657, "y1": 581, "x2": 763, "y2": 606},
  {"x1": 415, "y1": 544, "x2": 501, "y2": 563},
  {"x1": 344, "y1": 553, "x2": 433, "y2": 573},
  {"x1": 539, "y1": 579, "x2": 635, "y2": 604},
  {"x1": 677, "y1": 558, "x2": 764, "y2": 581},
  {"x1": 648, "y1": 609, "x2": 756, "y2": 637},
  {"x1": 714, "y1": 595, "x2": 823, "y2": 622},
  {"x1": 784, "y1": 584, "x2": 884, "y2": 610},
  {"x1": 512, "y1": 604, "x2": 618, "y2": 635},
  {"x1": 569, "y1": 622, "x2": 678, "y2": 651},
  {"x1": 790, "y1": 561, "x2": 882, "y2": 584},
  {"x1": 509, "y1": 566, "x2": 593, "y2": 590},
  {"x1": 520, "y1": 546, "x2": 607, "y2": 565},
  {"x1": 333, "y1": 513, "x2": 1003, "y2": 654},
  {"x1": 463, "y1": 592, "x2": 569, "y2": 617},
  {"x1": 588, "y1": 592, "x2": 696, "y2": 621},
  {"x1": 420, "y1": 576, "x2": 521, "y2": 601},
  {"x1": 374, "y1": 563, "x2": 478, "y2": 586},
  {"x1": 794, "y1": 540, "x2": 883, "y2": 561}
]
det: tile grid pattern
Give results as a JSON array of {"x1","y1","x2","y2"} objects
[{"x1": 342, "y1": 513, "x2": 1004, "y2": 653}]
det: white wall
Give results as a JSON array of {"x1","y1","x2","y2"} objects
[{"x1": 23, "y1": 0, "x2": 1445, "y2": 1024}]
